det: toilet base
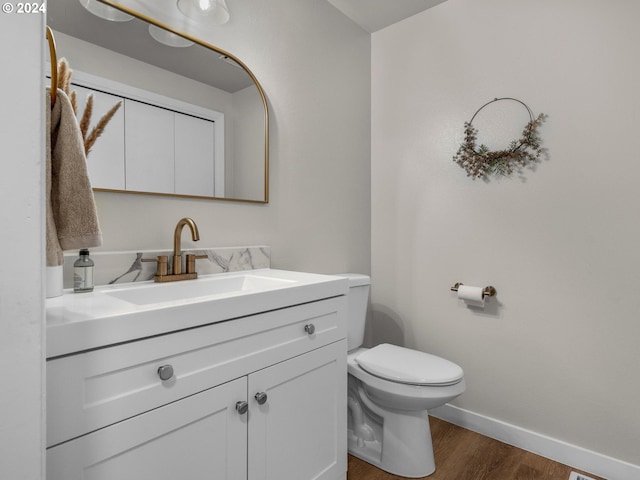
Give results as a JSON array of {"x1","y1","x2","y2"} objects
[
  {"x1": 347, "y1": 434, "x2": 382, "y2": 468},
  {"x1": 347, "y1": 397, "x2": 436, "y2": 477}
]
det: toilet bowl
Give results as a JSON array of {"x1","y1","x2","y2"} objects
[
  {"x1": 347, "y1": 345, "x2": 465, "y2": 477},
  {"x1": 337, "y1": 274, "x2": 465, "y2": 478}
]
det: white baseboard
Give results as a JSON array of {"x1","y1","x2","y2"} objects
[{"x1": 430, "y1": 404, "x2": 640, "y2": 480}]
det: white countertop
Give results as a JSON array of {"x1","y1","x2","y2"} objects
[{"x1": 46, "y1": 269, "x2": 348, "y2": 358}]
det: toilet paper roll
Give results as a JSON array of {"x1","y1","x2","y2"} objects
[{"x1": 457, "y1": 285, "x2": 485, "y2": 307}]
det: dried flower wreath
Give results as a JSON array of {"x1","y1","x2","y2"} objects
[{"x1": 453, "y1": 98, "x2": 546, "y2": 179}]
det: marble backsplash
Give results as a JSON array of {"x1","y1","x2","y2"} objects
[{"x1": 62, "y1": 246, "x2": 270, "y2": 288}]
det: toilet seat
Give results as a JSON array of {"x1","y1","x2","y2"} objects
[
  {"x1": 355, "y1": 343, "x2": 463, "y2": 386},
  {"x1": 348, "y1": 348, "x2": 466, "y2": 413}
]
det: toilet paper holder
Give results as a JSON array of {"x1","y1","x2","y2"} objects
[{"x1": 450, "y1": 282, "x2": 497, "y2": 298}]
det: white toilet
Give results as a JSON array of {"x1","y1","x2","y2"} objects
[{"x1": 339, "y1": 274, "x2": 466, "y2": 478}]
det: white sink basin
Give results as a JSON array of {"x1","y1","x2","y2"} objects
[
  {"x1": 46, "y1": 269, "x2": 348, "y2": 358},
  {"x1": 105, "y1": 273, "x2": 295, "y2": 305}
]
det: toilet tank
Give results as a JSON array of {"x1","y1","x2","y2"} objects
[{"x1": 335, "y1": 274, "x2": 371, "y2": 351}]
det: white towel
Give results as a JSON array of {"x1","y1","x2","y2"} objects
[{"x1": 46, "y1": 88, "x2": 102, "y2": 267}]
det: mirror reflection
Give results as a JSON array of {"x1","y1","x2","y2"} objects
[{"x1": 47, "y1": 0, "x2": 269, "y2": 203}]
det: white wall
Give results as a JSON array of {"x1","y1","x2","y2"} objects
[
  {"x1": 372, "y1": 0, "x2": 640, "y2": 468},
  {"x1": 0, "y1": 11, "x2": 45, "y2": 480},
  {"x1": 231, "y1": 84, "x2": 265, "y2": 200}
]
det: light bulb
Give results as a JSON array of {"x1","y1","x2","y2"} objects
[
  {"x1": 148, "y1": 25, "x2": 194, "y2": 48},
  {"x1": 79, "y1": 0, "x2": 134, "y2": 22},
  {"x1": 177, "y1": 0, "x2": 229, "y2": 24},
  {"x1": 198, "y1": 0, "x2": 214, "y2": 13}
]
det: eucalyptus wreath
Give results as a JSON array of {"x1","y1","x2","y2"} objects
[{"x1": 453, "y1": 98, "x2": 546, "y2": 179}]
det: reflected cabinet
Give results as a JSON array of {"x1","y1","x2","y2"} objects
[{"x1": 74, "y1": 78, "x2": 223, "y2": 198}]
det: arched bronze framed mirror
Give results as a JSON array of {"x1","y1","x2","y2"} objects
[{"x1": 47, "y1": 0, "x2": 269, "y2": 203}]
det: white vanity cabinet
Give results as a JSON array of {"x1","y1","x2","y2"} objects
[{"x1": 46, "y1": 295, "x2": 347, "y2": 480}]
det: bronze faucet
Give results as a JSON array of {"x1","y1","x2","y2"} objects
[
  {"x1": 142, "y1": 217, "x2": 207, "y2": 282},
  {"x1": 173, "y1": 217, "x2": 200, "y2": 275}
]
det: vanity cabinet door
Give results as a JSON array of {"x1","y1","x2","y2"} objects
[
  {"x1": 248, "y1": 340, "x2": 347, "y2": 480},
  {"x1": 47, "y1": 377, "x2": 248, "y2": 480},
  {"x1": 72, "y1": 84, "x2": 125, "y2": 190}
]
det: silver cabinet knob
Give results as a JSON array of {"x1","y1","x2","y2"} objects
[
  {"x1": 157, "y1": 365, "x2": 174, "y2": 381},
  {"x1": 236, "y1": 401, "x2": 249, "y2": 415},
  {"x1": 304, "y1": 324, "x2": 316, "y2": 335},
  {"x1": 254, "y1": 392, "x2": 268, "y2": 405}
]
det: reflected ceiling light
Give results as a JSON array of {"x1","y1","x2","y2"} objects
[
  {"x1": 79, "y1": 0, "x2": 134, "y2": 22},
  {"x1": 177, "y1": 0, "x2": 230, "y2": 25},
  {"x1": 148, "y1": 25, "x2": 194, "y2": 48}
]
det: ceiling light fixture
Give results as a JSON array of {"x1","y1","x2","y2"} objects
[
  {"x1": 148, "y1": 25, "x2": 194, "y2": 48},
  {"x1": 177, "y1": 0, "x2": 230, "y2": 25},
  {"x1": 79, "y1": 0, "x2": 134, "y2": 22}
]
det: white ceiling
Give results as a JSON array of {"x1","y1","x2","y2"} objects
[{"x1": 327, "y1": 0, "x2": 447, "y2": 33}]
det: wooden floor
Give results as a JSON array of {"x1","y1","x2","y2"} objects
[{"x1": 347, "y1": 417, "x2": 604, "y2": 480}]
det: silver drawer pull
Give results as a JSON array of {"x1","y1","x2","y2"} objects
[
  {"x1": 236, "y1": 401, "x2": 249, "y2": 415},
  {"x1": 254, "y1": 391, "x2": 268, "y2": 405},
  {"x1": 304, "y1": 324, "x2": 316, "y2": 335},
  {"x1": 157, "y1": 365, "x2": 174, "y2": 381}
]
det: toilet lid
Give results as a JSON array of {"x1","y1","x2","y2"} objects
[{"x1": 355, "y1": 344, "x2": 464, "y2": 386}]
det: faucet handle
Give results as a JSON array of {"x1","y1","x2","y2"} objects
[
  {"x1": 142, "y1": 255, "x2": 168, "y2": 276},
  {"x1": 185, "y1": 254, "x2": 208, "y2": 274}
]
